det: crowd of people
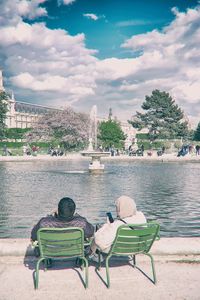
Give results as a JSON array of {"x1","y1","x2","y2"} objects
[
  {"x1": 177, "y1": 144, "x2": 200, "y2": 157},
  {"x1": 22, "y1": 145, "x2": 39, "y2": 156},
  {"x1": 31, "y1": 195, "x2": 146, "y2": 262},
  {"x1": 1, "y1": 142, "x2": 200, "y2": 158}
]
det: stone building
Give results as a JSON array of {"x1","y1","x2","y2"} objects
[{"x1": 0, "y1": 70, "x2": 59, "y2": 129}]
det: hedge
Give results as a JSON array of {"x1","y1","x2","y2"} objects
[{"x1": 4, "y1": 128, "x2": 31, "y2": 139}]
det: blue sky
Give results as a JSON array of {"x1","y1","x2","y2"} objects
[
  {"x1": 0, "y1": 0, "x2": 200, "y2": 127},
  {"x1": 43, "y1": 0, "x2": 198, "y2": 59}
]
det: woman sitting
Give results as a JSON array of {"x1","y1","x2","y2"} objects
[{"x1": 89, "y1": 195, "x2": 146, "y2": 261}]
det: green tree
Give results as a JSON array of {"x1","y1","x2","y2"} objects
[
  {"x1": 98, "y1": 119, "x2": 126, "y2": 149},
  {"x1": 194, "y1": 122, "x2": 200, "y2": 141},
  {"x1": 0, "y1": 91, "x2": 8, "y2": 139},
  {"x1": 129, "y1": 89, "x2": 189, "y2": 139},
  {"x1": 26, "y1": 108, "x2": 90, "y2": 151}
]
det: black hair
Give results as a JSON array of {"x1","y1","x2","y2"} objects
[{"x1": 58, "y1": 197, "x2": 76, "y2": 219}]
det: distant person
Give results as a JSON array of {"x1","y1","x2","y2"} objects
[
  {"x1": 3, "y1": 144, "x2": 8, "y2": 156},
  {"x1": 195, "y1": 145, "x2": 200, "y2": 155},
  {"x1": 48, "y1": 145, "x2": 53, "y2": 155},
  {"x1": 188, "y1": 144, "x2": 193, "y2": 154},
  {"x1": 31, "y1": 145, "x2": 38, "y2": 156},
  {"x1": 31, "y1": 197, "x2": 94, "y2": 242},
  {"x1": 110, "y1": 147, "x2": 115, "y2": 156},
  {"x1": 178, "y1": 145, "x2": 188, "y2": 157},
  {"x1": 141, "y1": 144, "x2": 144, "y2": 156},
  {"x1": 22, "y1": 145, "x2": 27, "y2": 156},
  {"x1": 116, "y1": 149, "x2": 120, "y2": 156},
  {"x1": 128, "y1": 144, "x2": 133, "y2": 156},
  {"x1": 3, "y1": 145, "x2": 12, "y2": 156},
  {"x1": 89, "y1": 195, "x2": 146, "y2": 261},
  {"x1": 162, "y1": 146, "x2": 165, "y2": 154}
]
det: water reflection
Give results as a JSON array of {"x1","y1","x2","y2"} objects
[{"x1": 0, "y1": 160, "x2": 200, "y2": 238}]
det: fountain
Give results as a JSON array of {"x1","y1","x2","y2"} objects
[{"x1": 81, "y1": 105, "x2": 110, "y2": 173}]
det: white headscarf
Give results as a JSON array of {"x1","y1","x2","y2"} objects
[{"x1": 115, "y1": 195, "x2": 137, "y2": 219}]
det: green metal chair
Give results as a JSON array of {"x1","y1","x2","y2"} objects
[
  {"x1": 34, "y1": 227, "x2": 89, "y2": 289},
  {"x1": 97, "y1": 222, "x2": 160, "y2": 288}
]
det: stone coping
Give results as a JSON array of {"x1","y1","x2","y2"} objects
[
  {"x1": 0, "y1": 237, "x2": 200, "y2": 257},
  {"x1": 0, "y1": 153, "x2": 200, "y2": 163}
]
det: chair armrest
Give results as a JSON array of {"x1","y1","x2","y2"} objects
[
  {"x1": 84, "y1": 237, "x2": 92, "y2": 247},
  {"x1": 147, "y1": 220, "x2": 160, "y2": 240}
]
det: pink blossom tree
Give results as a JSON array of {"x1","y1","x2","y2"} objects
[{"x1": 26, "y1": 108, "x2": 90, "y2": 151}]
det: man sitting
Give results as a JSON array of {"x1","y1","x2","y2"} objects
[{"x1": 31, "y1": 197, "x2": 94, "y2": 242}]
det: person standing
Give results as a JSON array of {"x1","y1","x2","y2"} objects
[
  {"x1": 195, "y1": 145, "x2": 200, "y2": 155},
  {"x1": 3, "y1": 144, "x2": 8, "y2": 156}
]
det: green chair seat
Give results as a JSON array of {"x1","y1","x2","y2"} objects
[
  {"x1": 97, "y1": 222, "x2": 160, "y2": 288},
  {"x1": 34, "y1": 227, "x2": 89, "y2": 289}
]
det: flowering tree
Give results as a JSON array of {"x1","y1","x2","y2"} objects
[{"x1": 27, "y1": 108, "x2": 90, "y2": 151}]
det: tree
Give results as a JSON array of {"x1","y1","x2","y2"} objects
[
  {"x1": 26, "y1": 108, "x2": 90, "y2": 151},
  {"x1": 0, "y1": 91, "x2": 8, "y2": 140},
  {"x1": 129, "y1": 90, "x2": 189, "y2": 139},
  {"x1": 98, "y1": 119, "x2": 126, "y2": 149},
  {"x1": 194, "y1": 122, "x2": 200, "y2": 141}
]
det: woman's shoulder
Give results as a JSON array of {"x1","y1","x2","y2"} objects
[
  {"x1": 125, "y1": 211, "x2": 146, "y2": 223},
  {"x1": 136, "y1": 211, "x2": 146, "y2": 217}
]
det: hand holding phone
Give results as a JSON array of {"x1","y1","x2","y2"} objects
[{"x1": 106, "y1": 212, "x2": 114, "y2": 223}]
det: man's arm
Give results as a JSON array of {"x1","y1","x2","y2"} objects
[
  {"x1": 31, "y1": 219, "x2": 42, "y2": 241},
  {"x1": 83, "y1": 220, "x2": 95, "y2": 238}
]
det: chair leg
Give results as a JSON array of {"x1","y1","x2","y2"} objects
[
  {"x1": 75, "y1": 258, "x2": 83, "y2": 269},
  {"x1": 44, "y1": 258, "x2": 52, "y2": 271},
  {"x1": 133, "y1": 255, "x2": 136, "y2": 265},
  {"x1": 105, "y1": 255, "x2": 111, "y2": 288},
  {"x1": 35, "y1": 258, "x2": 44, "y2": 289},
  {"x1": 97, "y1": 251, "x2": 101, "y2": 270},
  {"x1": 129, "y1": 255, "x2": 136, "y2": 267},
  {"x1": 81, "y1": 257, "x2": 89, "y2": 288},
  {"x1": 146, "y1": 253, "x2": 156, "y2": 284}
]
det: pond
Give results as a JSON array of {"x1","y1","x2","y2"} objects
[{"x1": 0, "y1": 159, "x2": 200, "y2": 238}]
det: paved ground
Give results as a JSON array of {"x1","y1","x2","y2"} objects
[
  {"x1": 0, "y1": 237, "x2": 200, "y2": 300},
  {"x1": 0, "y1": 255, "x2": 199, "y2": 300}
]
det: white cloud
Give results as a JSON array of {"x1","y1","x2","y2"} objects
[
  {"x1": 0, "y1": 1, "x2": 200, "y2": 127},
  {"x1": 116, "y1": 19, "x2": 154, "y2": 27},
  {"x1": 58, "y1": 0, "x2": 76, "y2": 6},
  {"x1": 0, "y1": 0, "x2": 47, "y2": 25},
  {"x1": 83, "y1": 13, "x2": 99, "y2": 21},
  {"x1": 11, "y1": 72, "x2": 95, "y2": 96},
  {"x1": 117, "y1": 5, "x2": 200, "y2": 127},
  {"x1": 0, "y1": 0, "x2": 98, "y2": 105},
  {"x1": 17, "y1": 0, "x2": 47, "y2": 19}
]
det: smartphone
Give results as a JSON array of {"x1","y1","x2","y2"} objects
[{"x1": 106, "y1": 212, "x2": 114, "y2": 223}]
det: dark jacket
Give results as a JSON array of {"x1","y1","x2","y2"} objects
[{"x1": 31, "y1": 213, "x2": 94, "y2": 241}]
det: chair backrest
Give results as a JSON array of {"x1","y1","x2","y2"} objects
[
  {"x1": 37, "y1": 227, "x2": 85, "y2": 259},
  {"x1": 110, "y1": 222, "x2": 159, "y2": 256}
]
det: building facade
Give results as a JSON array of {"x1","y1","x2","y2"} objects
[
  {"x1": 0, "y1": 70, "x2": 59, "y2": 129},
  {"x1": 6, "y1": 97, "x2": 58, "y2": 129}
]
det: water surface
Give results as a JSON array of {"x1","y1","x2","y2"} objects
[{"x1": 0, "y1": 159, "x2": 200, "y2": 238}]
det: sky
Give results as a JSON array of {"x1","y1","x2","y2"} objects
[{"x1": 0, "y1": 0, "x2": 200, "y2": 127}]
